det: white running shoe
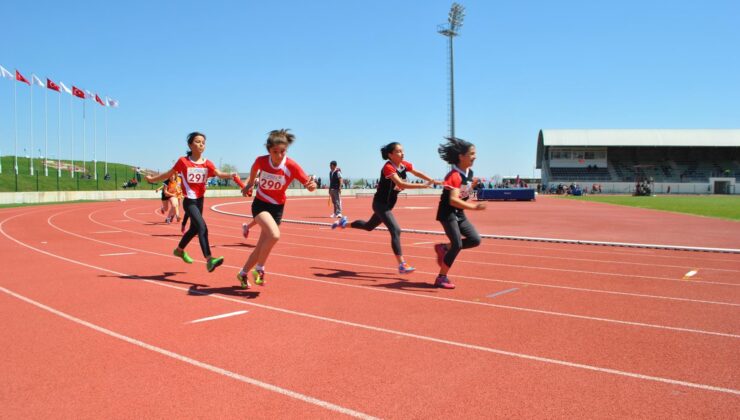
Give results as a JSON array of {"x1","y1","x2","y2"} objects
[{"x1": 242, "y1": 223, "x2": 250, "y2": 239}]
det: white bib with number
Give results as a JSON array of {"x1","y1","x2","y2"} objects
[
  {"x1": 259, "y1": 171, "x2": 286, "y2": 190},
  {"x1": 186, "y1": 167, "x2": 208, "y2": 184}
]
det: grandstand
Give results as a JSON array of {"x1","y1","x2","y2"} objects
[{"x1": 536, "y1": 129, "x2": 740, "y2": 194}]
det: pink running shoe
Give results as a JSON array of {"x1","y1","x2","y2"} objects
[
  {"x1": 242, "y1": 223, "x2": 250, "y2": 239},
  {"x1": 434, "y1": 275, "x2": 455, "y2": 289},
  {"x1": 434, "y1": 243, "x2": 448, "y2": 268}
]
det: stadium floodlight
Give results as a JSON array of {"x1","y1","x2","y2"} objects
[{"x1": 438, "y1": 2, "x2": 465, "y2": 140}]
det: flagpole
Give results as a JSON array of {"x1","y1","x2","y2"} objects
[
  {"x1": 93, "y1": 100, "x2": 97, "y2": 180},
  {"x1": 30, "y1": 78, "x2": 34, "y2": 176},
  {"x1": 14, "y1": 79, "x2": 18, "y2": 175},
  {"x1": 57, "y1": 88, "x2": 61, "y2": 178},
  {"x1": 45, "y1": 83, "x2": 49, "y2": 176},
  {"x1": 70, "y1": 93, "x2": 74, "y2": 178},
  {"x1": 104, "y1": 102, "x2": 108, "y2": 176},
  {"x1": 82, "y1": 99, "x2": 86, "y2": 176}
]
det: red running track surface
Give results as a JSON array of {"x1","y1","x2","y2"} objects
[{"x1": 1, "y1": 196, "x2": 738, "y2": 418}]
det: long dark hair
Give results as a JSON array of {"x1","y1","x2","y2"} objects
[
  {"x1": 380, "y1": 142, "x2": 401, "y2": 160},
  {"x1": 186, "y1": 131, "x2": 206, "y2": 157},
  {"x1": 438, "y1": 137, "x2": 473, "y2": 164}
]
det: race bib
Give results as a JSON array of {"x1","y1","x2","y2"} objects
[
  {"x1": 186, "y1": 167, "x2": 208, "y2": 184},
  {"x1": 259, "y1": 172, "x2": 286, "y2": 190}
]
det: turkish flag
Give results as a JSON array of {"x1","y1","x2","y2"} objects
[
  {"x1": 15, "y1": 70, "x2": 30, "y2": 85},
  {"x1": 72, "y1": 86, "x2": 86, "y2": 99},
  {"x1": 47, "y1": 78, "x2": 60, "y2": 92},
  {"x1": 95, "y1": 94, "x2": 106, "y2": 106}
]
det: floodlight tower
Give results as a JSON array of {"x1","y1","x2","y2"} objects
[{"x1": 438, "y1": 2, "x2": 465, "y2": 140}]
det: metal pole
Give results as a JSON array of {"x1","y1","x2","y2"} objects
[
  {"x1": 14, "y1": 81, "x2": 18, "y2": 174},
  {"x1": 448, "y1": 34, "x2": 455, "y2": 140}
]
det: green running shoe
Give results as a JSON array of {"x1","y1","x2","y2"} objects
[
  {"x1": 173, "y1": 248, "x2": 193, "y2": 264},
  {"x1": 252, "y1": 268, "x2": 265, "y2": 286},
  {"x1": 207, "y1": 256, "x2": 224, "y2": 273},
  {"x1": 236, "y1": 271, "x2": 250, "y2": 289}
]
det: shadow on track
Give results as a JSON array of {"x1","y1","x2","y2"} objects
[
  {"x1": 108, "y1": 271, "x2": 209, "y2": 288},
  {"x1": 312, "y1": 266, "x2": 404, "y2": 282},
  {"x1": 188, "y1": 285, "x2": 260, "y2": 299}
]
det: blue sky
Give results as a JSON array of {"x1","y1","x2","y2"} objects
[{"x1": 2, "y1": 0, "x2": 738, "y2": 180}]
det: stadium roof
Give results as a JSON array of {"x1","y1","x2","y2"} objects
[{"x1": 536, "y1": 129, "x2": 740, "y2": 167}]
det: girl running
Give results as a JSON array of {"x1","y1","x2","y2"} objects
[
  {"x1": 335, "y1": 141, "x2": 440, "y2": 274},
  {"x1": 236, "y1": 129, "x2": 317, "y2": 289},
  {"x1": 163, "y1": 172, "x2": 183, "y2": 223},
  {"x1": 433, "y1": 137, "x2": 486, "y2": 289},
  {"x1": 145, "y1": 131, "x2": 235, "y2": 272}
]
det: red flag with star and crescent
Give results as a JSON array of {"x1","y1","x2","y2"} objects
[
  {"x1": 47, "y1": 78, "x2": 60, "y2": 92},
  {"x1": 95, "y1": 94, "x2": 106, "y2": 106},
  {"x1": 15, "y1": 70, "x2": 30, "y2": 85},
  {"x1": 72, "y1": 86, "x2": 86, "y2": 99}
]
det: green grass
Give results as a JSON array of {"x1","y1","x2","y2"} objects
[
  {"x1": 563, "y1": 195, "x2": 740, "y2": 221},
  {"x1": 0, "y1": 155, "x2": 156, "y2": 192},
  {"x1": 0, "y1": 155, "x2": 238, "y2": 193}
]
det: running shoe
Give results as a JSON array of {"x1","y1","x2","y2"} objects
[
  {"x1": 329, "y1": 213, "x2": 336, "y2": 218},
  {"x1": 331, "y1": 216, "x2": 348, "y2": 230},
  {"x1": 207, "y1": 256, "x2": 224, "y2": 273},
  {"x1": 252, "y1": 268, "x2": 265, "y2": 286},
  {"x1": 173, "y1": 248, "x2": 193, "y2": 264},
  {"x1": 398, "y1": 262, "x2": 416, "y2": 274},
  {"x1": 165, "y1": 216, "x2": 172, "y2": 224},
  {"x1": 242, "y1": 223, "x2": 250, "y2": 239},
  {"x1": 236, "y1": 271, "x2": 251, "y2": 289},
  {"x1": 336, "y1": 213, "x2": 343, "y2": 218},
  {"x1": 434, "y1": 243, "x2": 449, "y2": 268},
  {"x1": 434, "y1": 274, "x2": 455, "y2": 289}
]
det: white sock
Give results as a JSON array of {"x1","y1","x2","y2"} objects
[{"x1": 255, "y1": 264, "x2": 264, "y2": 271}]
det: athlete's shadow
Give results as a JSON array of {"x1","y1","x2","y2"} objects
[
  {"x1": 312, "y1": 267, "x2": 401, "y2": 282},
  {"x1": 188, "y1": 285, "x2": 260, "y2": 299},
  {"x1": 219, "y1": 243, "x2": 256, "y2": 249},
  {"x1": 371, "y1": 280, "x2": 438, "y2": 292},
  {"x1": 109, "y1": 271, "x2": 209, "y2": 288}
]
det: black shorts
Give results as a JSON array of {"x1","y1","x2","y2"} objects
[
  {"x1": 161, "y1": 193, "x2": 168, "y2": 201},
  {"x1": 252, "y1": 198, "x2": 285, "y2": 225}
]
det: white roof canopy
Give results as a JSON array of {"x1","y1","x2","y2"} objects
[{"x1": 536, "y1": 129, "x2": 740, "y2": 168}]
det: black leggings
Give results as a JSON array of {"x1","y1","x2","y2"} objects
[
  {"x1": 439, "y1": 212, "x2": 481, "y2": 268},
  {"x1": 351, "y1": 201, "x2": 403, "y2": 256},
  {"x1": 178, "y1": 197, "x2": 211, "y2": 258}
]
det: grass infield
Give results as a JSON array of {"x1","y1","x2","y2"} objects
[{"x1": 562, "y1": 194, "x2": 740, "y2": 221}]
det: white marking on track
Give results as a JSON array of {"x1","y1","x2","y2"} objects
[
  {"x1": 93, "y1": 230, "x2": 121, "y2": 234},
  {"x1": 683, "y1": 270, "x2": 699, "y2": 280},
  {"x1": 3, "y1": 215, "x2": 740, "y2": 396},
  {"x1": 0, "y1": 286, "x2": 376, "y2": 419},
  {"x1": 100, "y1": 252, "x2": 137, "y2": 257},
  {"x1": 188, "y1": 310, "x2": 248, "y2": 324},
  {"x1": 412, "y1": 241, "x2": 437, "y2": 245}
]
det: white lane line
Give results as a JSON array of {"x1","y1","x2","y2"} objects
[
  {"x1": 0, "y1": 286, "x2": 376, "y2": 420},
  {"x1": 4, "y1": 214, "x2": 740, "y2": 396},
  {"x1": 412, "y1": 241, "x2": 437, "y2": 245},
  {"x1": 188, "y1": 310, "x2": 248, "y2": 324},
  {"x1": 487, "y1": 288, "x2": 519, "y2": 299},
  {"x1": 100, "y1": 252, "x2": 137, "y2": 257},
  {"x1": 114, "y1": 220, "x2": 130, "y2": 222},
  {"x1": 92, "y1": 209, "x2": 740, "y2": 315},
  {"x1": 93, "y1": 230, "x2": 121, "y2": 234}
]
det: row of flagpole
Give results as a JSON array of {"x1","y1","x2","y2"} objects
[{"x1": 0, "y1": 64, "x2": 119, "y2": 179}]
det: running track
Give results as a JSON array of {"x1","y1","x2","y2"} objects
[{"x1": 1, "y1": 195, "x2": 738, "y2": 418}]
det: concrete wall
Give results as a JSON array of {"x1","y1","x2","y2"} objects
[
  {"x1": 545, "y1": 182, "x2": 738, "y2": 194},
  {"x1": 0, "y1": 188, "x2": 442, "y2": 205}
]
